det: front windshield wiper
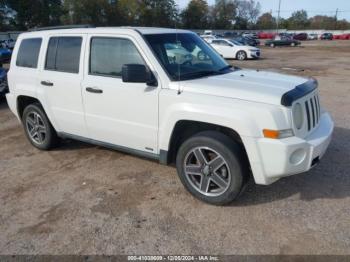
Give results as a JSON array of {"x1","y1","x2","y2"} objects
[
  {"x1": 174, "y1": 66, "x2": 237, "y2": 81},
  {"x1": 177, "y1": 70, "x2": 221, "y2": 80},
  {"x1": 218, "y1": 65, "x2": 233, "y2": 72}
]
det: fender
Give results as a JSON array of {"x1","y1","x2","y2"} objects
[{"x1": 158, "y1": 89, "x2": 290, "y2": 153}]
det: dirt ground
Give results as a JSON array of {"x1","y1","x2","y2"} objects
[{"x1": 0, "y1": 40, "x2": 349, "y2": 255}]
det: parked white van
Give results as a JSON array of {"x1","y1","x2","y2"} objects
[{"x1": 6, "y1": 26, "x2": 334, "y2": 205}]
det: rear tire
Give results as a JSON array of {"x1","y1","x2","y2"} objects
[
  {"x1": 22, "y1": 103, "x2": 59, "y2": 150},
  {"x1": 176, "y1": 131, "x2": 249, "y2": 205},
  {"x1": 270, "y1": 43, "x2": 275, "y2": 48},
  {"x1": 291, "y1": 42, "x2": 296, "y2": 47}
]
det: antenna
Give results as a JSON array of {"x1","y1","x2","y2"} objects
[
  {"x1": 276, "y1": 0, "x2": 282, "y2": 33},
  {"x1": 175, "y1": 0, "x2": 182, "y2": 95}
]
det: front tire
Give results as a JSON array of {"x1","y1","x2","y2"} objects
[
  {"x1": 176, "y1": 131, "x2": 248, "y2": 205},
  {"x1": 22, "y1": 103, "x2": 59, "y2": 150},
  {"x1": 236, "y1": 51, "x2": 247, "y2": 61}
]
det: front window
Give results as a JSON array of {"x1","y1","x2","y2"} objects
[
  {"x1": 90, "y1": 37, "x2": 145, "y2": 78},
  {"x1": 144, "y1": 33, "x2": 234, "y2": 81},
  {"x1": 229, "y1": 40, "x2": 243, "y2": 46}
]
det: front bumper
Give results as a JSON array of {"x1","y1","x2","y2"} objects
[
  {"x1": 245, "y1": 112, "x2": 334, "y2": 185},
  {"x1": 249, "y1": 50, "x2": 260, "y2": 59}
]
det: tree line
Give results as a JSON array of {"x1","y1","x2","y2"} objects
[{"x1": 0, "y1": 0, "x2": 349, "y2": 31}]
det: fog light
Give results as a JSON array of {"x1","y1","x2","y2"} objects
[{"x1": 290, "y1": 148, "x2": 307, "y2": 165}]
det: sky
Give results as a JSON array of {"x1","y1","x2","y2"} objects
[{"x1": 176, "y1": 0, "x2": 350, "y2": 21}]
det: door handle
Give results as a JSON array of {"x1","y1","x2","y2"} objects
[
  {"x1": 41, "y1": 81, "x2": 54, "y2": 86},
  {"x1": 86, "y1": 87, "x2": 103, "y2": 94}
]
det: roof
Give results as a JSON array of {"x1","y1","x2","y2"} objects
[
  {"x1": 130, "y1": 27, "x2": 190, "y2": 35},
  {"x1": 20, "y1": 26, "x2": 191, "y2": 38}
]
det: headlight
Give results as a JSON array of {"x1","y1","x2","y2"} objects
[{"x1": 293, "y1": 103, "x2": 304, "y2": 129}]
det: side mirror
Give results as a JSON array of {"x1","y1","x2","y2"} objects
[{"x1": 122, "y1": 64, "x2": 157, "y2": 86}]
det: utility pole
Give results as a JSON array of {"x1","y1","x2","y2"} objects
[
  {"x1": 334, "y1": 8, "x2": 339, "y2": 30},
  {"x1": 276, "y1": 0, "x2": 282, "y2": 33}
]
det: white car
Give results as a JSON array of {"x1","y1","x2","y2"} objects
[
  {"x1": 203, "y1": 30, "x2": 213, "y2": 36},
  {"x1": 165, "y1": 43, "x2": 193, "y2": 65},
  {"x1": 6, "y1": 27, "x2": 333, "y2": 205},
  {"x1": 308, "y1": 33, "x2": 319, "y2": 40},
  {"x1": 200, "y1": 35, "x2": 216, "y2": 43},
  {"x1": 242, "y1": 32, "x2": 257, "y2": 38},
  {"x1": 211, "y1": 39, "x2": 260, "y2": 60}
]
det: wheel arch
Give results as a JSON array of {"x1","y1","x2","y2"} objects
[
  {"x1": 17, "y1": 95, "x2": 42, "y2": 120},
  {"x1": 161, "y1": 120, "x2": 251, "y2": 171},
  {"x1": 16, "y1": 95, "x2": 59, "y2": 132}
]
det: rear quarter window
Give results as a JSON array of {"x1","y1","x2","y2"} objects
[{"x1": 16, "y1": 38, "x2": 42, "y2": 68}]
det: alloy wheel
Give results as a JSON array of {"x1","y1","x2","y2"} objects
[
  {"x1": 25, "y1": 111, "x2": 47, "y2": 145},
  {"x1": 183, "y1": 147, "x2": 231, "y2": 197},
  {"x1": 237, "y1": 51, "x2": 246, "y2": 60}
]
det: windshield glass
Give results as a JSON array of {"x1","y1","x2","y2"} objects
[
  {"x1": 144, "y1": 33, "x2": 232, "y2": 81},
  {"x1": 229, "y1": 39, "x2": 243, "y2": 46}
]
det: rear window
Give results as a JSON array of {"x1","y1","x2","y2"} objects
[
  {"x1": 45, "y1": 37, "x2": 82, "y2": 73},
  {"x1": 16, "y1": 38, "x2": 42, "y2": 68}
]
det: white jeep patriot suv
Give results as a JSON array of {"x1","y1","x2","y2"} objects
[{"x1": 6, "y1": 26, "x2": 334, "y2": 205}]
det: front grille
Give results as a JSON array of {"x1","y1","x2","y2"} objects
[{"x1": 304, "y1": 93, "x2": 321, "y2": 131}]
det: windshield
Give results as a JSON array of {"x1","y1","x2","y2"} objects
[
  {"x1": 229, "y1": 39, "x2": 243, "y2": 46},
  {"x1": 144, "y1": 33, "x2": 232, "y2": 81}
]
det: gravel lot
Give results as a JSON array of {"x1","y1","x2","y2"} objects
[{"x1": 0, "y1": 40, "x2": 349, "y2": 255}]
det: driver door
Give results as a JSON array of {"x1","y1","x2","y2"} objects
[{"x1": 81, "y1": 35, "x2": 159, "y2": 154}]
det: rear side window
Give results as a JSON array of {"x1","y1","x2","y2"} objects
[
  {"x1": 45, "y1": 37, "x2": 82, "y2": 73},
  {"x1": 16, "y1": 38, "x2": 42, "y2": 68},
  {"x1": 89, "y1": 37, "x2": 144, "y2": 77}
]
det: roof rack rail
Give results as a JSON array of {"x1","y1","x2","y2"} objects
[{"x1": 29, "y1": 24, "x2": 95, "y2": 32}]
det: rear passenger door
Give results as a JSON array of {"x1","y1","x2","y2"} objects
[
  {"x1": 38, "y1": 34, "x2": 87, "y2": 137},
  {"x1": 81, "y1": 35, "x2": 159, "y2": 154}
]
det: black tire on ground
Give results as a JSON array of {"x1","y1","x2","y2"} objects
[
  {"x1": 22, "y1": 103, "x2": 59, "y2": 150},
  {"x1": 270, "y1": 43, "x2": 275, "y2": 48},
  {"x1": 176, "y1": 131, "x2": 249, "y2": 205},
  {"x1": 291, "y1": 42, "x2": 296, "y2": 47},
  {"x1": 236, "y1": 50, "x2": 247, "y2": 61}
]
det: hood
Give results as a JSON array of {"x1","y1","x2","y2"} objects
[
  {"x1": 240, "y1": 45, "x2": 259, "y2": 51},
  {"x1": 180, "y1": 69, "x2": 308, "y2": 106}
]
